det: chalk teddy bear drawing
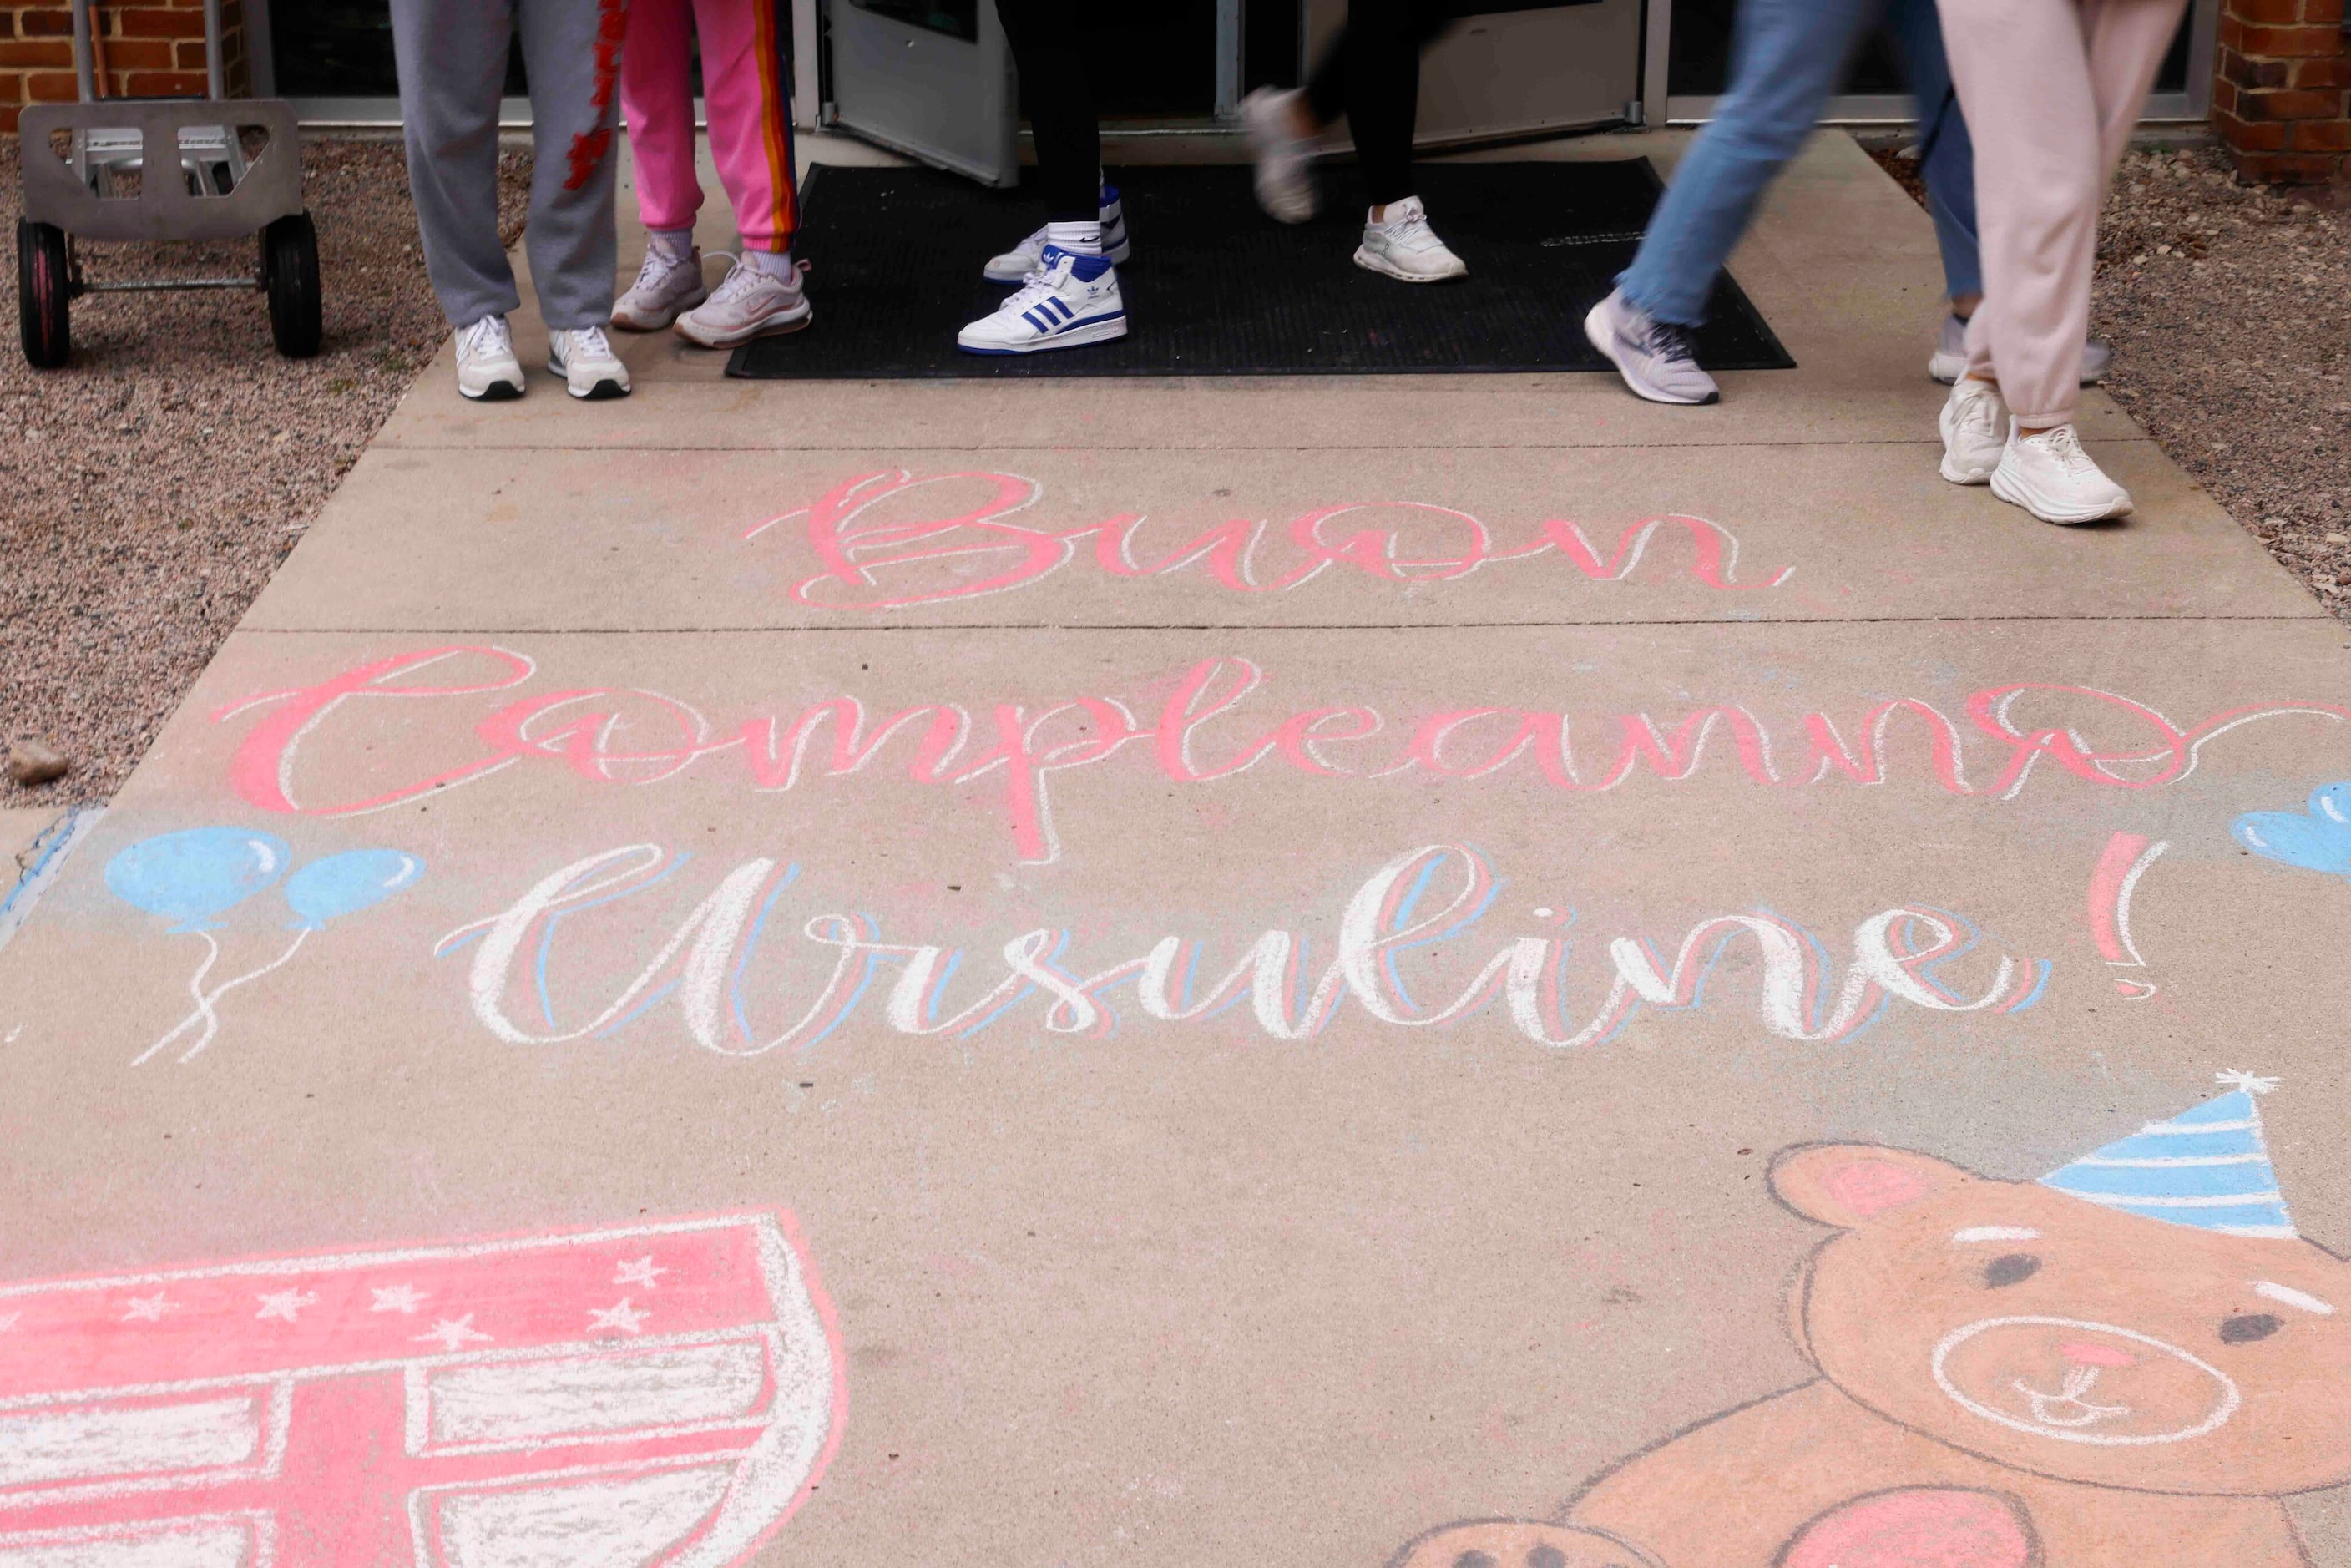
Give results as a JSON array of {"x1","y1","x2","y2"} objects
[{"x1": 1396, "y1": 1073, "x2": 2350, "y2": 1568}]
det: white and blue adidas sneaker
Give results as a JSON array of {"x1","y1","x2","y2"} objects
[
  {"x1": 956, "y1": 246, "x2": 1128, "y2": 355},
  {"x1": 983, "y1": 187, "x2": 1131, "y2": 283}
]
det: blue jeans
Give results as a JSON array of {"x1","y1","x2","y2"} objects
[{"x1": 1617, "y1": 0, "x2": 1981, "y2": 327}]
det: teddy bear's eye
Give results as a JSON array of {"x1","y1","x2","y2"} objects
[
  {"x1": 1983, "y1": 1254, "x2": 2040, "y2": 1288},
  {"x1": 2220, "y1": 1313, "x2": 2282, "y2": 1344}
]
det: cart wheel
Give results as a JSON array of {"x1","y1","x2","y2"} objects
[
  {"x1": 262, "y1": 211, "x2": 323, "y2": 359},
  {"x1": 17, "y1": 219, "x2": 71, "y2": 369}
]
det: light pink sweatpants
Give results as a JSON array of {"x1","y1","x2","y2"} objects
[
  {"x1": 621, "y1": 0, "x2": 799, "y2": 251},
  {"x1": 1938, "y1": 0, "x2": 2184, "y2": 425}
]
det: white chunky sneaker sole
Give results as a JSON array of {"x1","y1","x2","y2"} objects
[
  {"x1": 612, "y1": 285, "x2": 708, "y2": 332},
  {"x1": 549, "y1": 356, "x2": 629, "y2": 401},
  {"x1": 1939, "y1": 450, "x2": 1996, "y2": 485},
  {"x1": 458, "y1": 371, "x2": 524, "y2": 402},
  {"x1": 674, "y1": 297, "x2": 812, "y2": 349},
  {"x1": 1990, "y1": 463, "x2": 2132, "y2": 525},
  {"x1": 958, "y1": 313, "x2": 1128, "y2": 355},
  {"x1": 1582, "y1": 300, "x2": 1717, "y2": 407},
  {"x1": 1352, "y1": 244, "x2": 1466, "y2": 284}
]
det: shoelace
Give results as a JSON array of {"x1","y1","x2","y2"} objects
[
  {"x1": 1378, "y1": 215, "x2": 1448, "y2": 255},
  {"x1": 706, "y1": 253, "x2": 806, "y2": 306},
  {"x1": 2030, "y1": 424, "x2": 2095, "y2": 473},
  {"x1": 630, "y1": 244, "x2": 695, "y2": 296},
  {"x1": 564, "y1": 324, "x2": 614, "y2": 360},
  {"x1": 1643, "y1": 319, "x2": 1700, "y2": 367},
  {"x1": 460, "y1": 316, "x2": 511, "y2": 359},
  {"x1": 1003, "y1": 255, "x2": 1074, "y2": 314}
]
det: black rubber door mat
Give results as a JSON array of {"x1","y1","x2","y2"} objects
[{"x1": 727, "y1": 159, "x2": 1795, "y2": 380}]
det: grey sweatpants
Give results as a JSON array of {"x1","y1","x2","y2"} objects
[{"x1": 391, "y1": 0, "x2": 627, "y2": 331}]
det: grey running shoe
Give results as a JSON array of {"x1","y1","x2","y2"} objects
[
  {"x1": 1584, "y1": 288, "x2": 1720, "y2": 406},
  {"x1": 454, "y1": 313, "x2": 524, "y2": 401},
  {"x1": 1929, "y1": 314, "x2": 2113, "y2": 385},
  {"x1": 1241, "y1": 87, "x2": 1318, "y2": 224},
  {"x1": 547, "y1": 325, "x2": 630, "y2": 400},
  {"x1": 1353, "y1": 196, "x2": 1467, "y2": 283}
]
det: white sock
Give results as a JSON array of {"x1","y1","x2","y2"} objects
[
  {"x1": 649, "y1": 226, "x2": 695, "y2": 260},
  {"x1": 743, "y1": 247, "x2": 798, "y2": 279},
  {"x1": 1046, "y1": 221, "x2": 1103, "y2": 256}
]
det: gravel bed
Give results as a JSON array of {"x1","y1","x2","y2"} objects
[
  {"x1": 0, "y1": 136, "x2": 528, "y2": 808},
  {"x1": 1871, "y1": 140, "x2": 2349, "y2": 607}
]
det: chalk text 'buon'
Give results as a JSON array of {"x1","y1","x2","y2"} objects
[
  {"x1": 743, "y1": 468, "x2": 1796, "y2": 608},
  {"x1": 435, "y1": 844, "x2": 2046, "y2": 1055},
  {"x1": 219, "y1": 646, "x2": 2351, "y2": 864}
]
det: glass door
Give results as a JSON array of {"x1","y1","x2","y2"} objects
[{"x1": 826, "y1": 0, "x2": 1019, "y2": 186}]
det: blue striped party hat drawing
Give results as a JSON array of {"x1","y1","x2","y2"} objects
[{"x1": 2040, "y1": 1071, "x2": 2296, "y2": 1239}]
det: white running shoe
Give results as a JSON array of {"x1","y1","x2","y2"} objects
[
  {"x1": 1990, "y1": 422, "x2": 2133, "y2": 524},
  {"x1": 547, "y1": 325, "x2": 630, "y2": 399},
  {"x1": 1583, "y1": 287, "x2": 1719, "y2": 406},
  {"x1": 956, "y1": 246, "x2": 1127, "y2": 355},
  {"x1": 1241, "y1": 86, "x2": 1318, "y2": 224},
  {"x1": 454, "y1": 314, "x2": 525, "y2": 401},
  {"x1": 1353, "y1": 196, "x2": 1467, "y2": 283},
  {"x1": 984, "y1": 189, "x2": 1131, "y2": 283},
  {"x1": 675, "y1": 256, "x2": 812, "y2": 347},
  {"x1": 612, "y1": 240, "x2": 707, "y2": 331},
  {"x1": 1938, "y1": 376, "x2": 2008, "y2": 484},
  {"x1": 1929, "y1": 315, "x2": 2113, "y2": 385}
]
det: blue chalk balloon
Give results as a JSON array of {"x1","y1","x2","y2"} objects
[
  {"x1": 2308, "y1": 780, "x2": 2351, "y2": 827},
  {"x1": 106, "y1": 827, "x2": 292, "y2": 932},
  {"x1": 2232, "y1": 810, "x2": 2351, "y2": 875},
  {"x1": 282, "y1": 848, "x2": 425, "y2": 928}
]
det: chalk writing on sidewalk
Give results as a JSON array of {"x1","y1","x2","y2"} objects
[
  {"x1": 217, "y1": 646, "x2": 2351, "y2": 866},
  {"x1": 0, "y1": 1211, "x2": 842, "y2": 1566},
  {"x1": 432, "y1": 842, "x2": 2045, "y2": 1056},
  {"x1": 741, "y1": 468, "x2": 1796, "y2": 608}
]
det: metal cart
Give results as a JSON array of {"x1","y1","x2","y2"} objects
[{"x1": 14, "y1": 0, "x2": 320, "y2": 368}]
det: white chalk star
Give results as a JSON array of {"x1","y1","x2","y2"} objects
[
  {"x1": 255, "y1": 1288, "x2": 318, "y2": 1323},
  {"x1": 121, "y1": 1293, "x2": 174, "y2": 1323},
  {"x1": 414, "y1": 1315, "x2": 493, "y2": 1352},
  {"x1": 369, "y1": 1284, "x2": 429, "y2": 1315},
  {"x1": 614, "y1": 1255, "x2": 667, "y2": 1290},
  {"x1": 587, "y1": 1298, "x2": 651, "y2": 1336}
]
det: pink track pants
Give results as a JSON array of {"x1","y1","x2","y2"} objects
[
  {"x1": 1937, "y1": 0, "x2": 2185, "y2": 425},
  {"x1": 621, "y1": 0, "x2": 800, "y2": 251}
]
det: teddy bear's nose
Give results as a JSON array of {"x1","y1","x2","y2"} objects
[{"x1": 2059, "y1": 1340, "x2": 2136, "y2": 1368}]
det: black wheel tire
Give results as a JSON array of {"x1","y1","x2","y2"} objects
[
  {"x1": 18, "y1": 219, "x2": 71, "y2": 369},
  {"x1": 262, "y1": 211, "x2": 323, "y2": 359}
]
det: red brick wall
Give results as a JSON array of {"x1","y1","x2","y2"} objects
[
  {"x1": 2213, "y1": 0, "x2": 2351, "y2": 184},
  {"x1": 1, "y1": 0, "x2": 247, "y2": 134}
]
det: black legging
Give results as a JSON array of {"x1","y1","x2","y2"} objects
[
  {"x1": 1303, "y1": 0, "x2": 1458, "y2": 208},
  {"x1": 993, "y1": 0, "x2": 1100, "y2": 223}
]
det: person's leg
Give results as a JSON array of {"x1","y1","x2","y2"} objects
[
  {"x1": 1347, "y1": 0, "x2": 1434, "y2": 208},
  {"x1": 513, "y1": 0, "x2": 626, "y2": 332},
  {"x1": 1886, "y1": 0, "x2": 1979, "y2": 309},
  {"x1": 1303, "y1": 20, "x2": 1351, "y2": 128},
  {"x1": 1939, "y1": 0, "x2": 2101, "y2": 427},
  {"x1": 696, "y1": 0, "x2": 801, "y2": 255},
  {"x1": 388, "y1": 0, "x2": 517, "y2": 329},
  {"x1": 1615, "y1": 0, "x2": 1873, "y2": 327},
  {"x1": 993, "y1": 0, "x2": 1100, "y2": 226},
  {"x1": 2087, "y1": 0, "x2": 2190, "y2": 175},
  {"x1": 673, "y1": 0, "x2": 815, "y2": 346},
  {"x1": 621, "y1": 0, "x2": 702, "y2": 240}
]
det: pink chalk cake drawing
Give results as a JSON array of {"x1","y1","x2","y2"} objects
[{"x1": 0, "y1": 1211, "x2": 843, "y2": 1567}]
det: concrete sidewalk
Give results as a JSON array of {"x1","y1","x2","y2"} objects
[{"x1": 4, "y1": 129, "x2": 2350, "y2": 1568}]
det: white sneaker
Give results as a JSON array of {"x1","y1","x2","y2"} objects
[
  {"x1": 612, "y1": 240, "x2": 707, "y2": 331},
  {"x1": 454, "y1": 314, "x2": 525, "y2": 401},
  {"x1": 984, "y1": 189, "x2": 1131, "y2": 283},
  {"x1": 1938, "y1": 376, "x2": 2007, "y2": 484},
  {"x1": 1929, "y1": 315, "x2": 2114, "y2": 385},
  {"x1": 1583, "y1": 287, "x2": 1719, "y2": 406},
  {"x1": 956, "y1": 246, "x2": 1127, "y2": 355},
  {"x1": 1241, "y1": 87, "x2": 1318, "y2": 224},
  {"x1": 547, "y1": 325, "x2": 630, "y2": 399},
  {"x1": 1990, "y1": 422, "x2": 2133, "y2": 524},
  {"x1": 1353, "y1": 196, "x2": 1467, "y2": 283},
  {"x1": 675, "y1": 256, "x2": 811, "y2": 347}
]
